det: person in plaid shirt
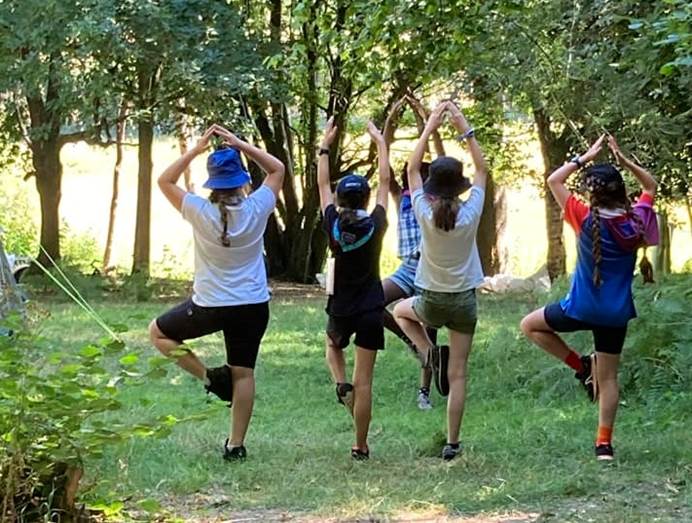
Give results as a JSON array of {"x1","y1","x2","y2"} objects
[{"x1": 382, "y1": 162, "x2": 438, "y2": 410}]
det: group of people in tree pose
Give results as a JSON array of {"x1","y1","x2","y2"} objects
[{"x1": 149, "y1": 100, "x2": 658, "y2": 464}]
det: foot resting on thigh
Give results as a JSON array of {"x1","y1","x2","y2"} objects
[
  {"x1": 336, "y1": 382, "x2": 354, "y2": 416},
  {"x1": 205, "y1": 365, "x2": 233, "y2": 403},
  {"x1": 574, "y1": 353, "x2": 598, "y2": 402}
]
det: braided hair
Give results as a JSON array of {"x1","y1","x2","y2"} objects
[
  {"x1": 209, "y1": 189, "x2": 246, "y2": 247},
  {"x1": 584, "y1": 163, "x2": 651, "y2": 286}
]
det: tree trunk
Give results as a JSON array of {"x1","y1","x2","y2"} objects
[
  {"x1": 476, "y1": 175, "x2": 507, "y2": 276},
  {"x1": 32, "y1": 139, "x2": 62, "y2": 265},
  {"x1": 533, "y1": 107, "x2": 568, "y2": 281},
  {"x1": 103, "y1": 104, "x2": 127, "y2": 272},
  {"x1": 132, "y1": 116, "x2": 153, "y2": 275},
  {"x1": 654, "y1": 210, "x2": 671, "y2": 275}
]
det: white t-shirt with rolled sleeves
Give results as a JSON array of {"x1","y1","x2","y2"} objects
[
  {"x1": 181, "y1": 185, "x2": 276, "y2": 307},
  {"x1": 412, "y1": 186, "x2": 485, "y2": 293}
]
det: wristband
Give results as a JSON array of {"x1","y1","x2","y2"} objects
[
  {"x1": 456, "y1": 128, "x2": 475, "y2": 141},
  {"x1": 570, "y1": 155, "x2": 584, "y2": 169},
  {"x1": 319, "y1": 148, "x2": 330, "y2": 156}
]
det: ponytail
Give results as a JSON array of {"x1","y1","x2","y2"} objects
[
  {"x1": 209, "y1": 189, "x2": 245, "y2": 247},
  {"x1": 589, "y1": 192, "x2": 603, "y2": 287},
  {"x1": 624, "y1": 197, "x2": 655, "y2": 284},
  {"x1": 337, "y1": 208, "x2": 360, "y2": 228},
  {"x1": 432, "y1": 197, "x2": 459, "y2": 232}
]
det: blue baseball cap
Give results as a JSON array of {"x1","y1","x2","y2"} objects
[
  {"x1": 204, "y1": 148, "x2": 251, "y2": 190},
  {"x1": 336, "y1": 174, "x2": 370, "y2": 196}
]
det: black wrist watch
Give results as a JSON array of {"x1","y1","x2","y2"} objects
[
  {"x1": 570, "y1": 155, "x2": 584, "y2": 169},
  {"x1": 319, "y1": 147, "x2": 330, "y2": 156}
]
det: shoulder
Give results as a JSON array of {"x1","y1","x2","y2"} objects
[
  {"x1": 249, "y1": 185, "x2": 276, "y2": 211},
  {"x1": 372, "y1": 204, "x2": 388, "y2": 229},
  {"x1": 182, "y1": 193, "x2": 210, "y2": 221},
  {"x1": 564, "y1": 194, "x2": 590, "y2": 234},
  {"x1": 411, "y1": 189, "x2": 430, "y2": 213}
]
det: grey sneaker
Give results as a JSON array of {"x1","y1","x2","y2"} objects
[{"x1": 417, "y1": 387, "x2": 432, "y2": 410}]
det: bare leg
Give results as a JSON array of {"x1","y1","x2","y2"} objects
[
  {"x1": 446, "y1": 329, "x2": 473, "y2": 444},
  {"x1": 228, "y1": 366, "x2": 255, "y2": 446},
  {"x1": 325, "y1": 336, "x2": 347, "y2": 384},
  {"x1": 382, "y1": 279, "x2": 412, "y2": 345},
  {"x1": 520, "y1": 308, "x2": 572, "y2": 361},
  {"x1": 595, "y1": 352, "x2": 620, "y2": 433},
  {"x1": 149, "y1": 320, "x2": 206, "y2": 381},
  {"x1": 393, "y1": 297, "x2": 434, "y2": 363},
  {"x1": 352, "y1": 347, "x2": 377, "y2": 449}
]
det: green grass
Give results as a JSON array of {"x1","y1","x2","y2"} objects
[{"x1": 33, "y1": 291, "x2": 691, "y2": 521}]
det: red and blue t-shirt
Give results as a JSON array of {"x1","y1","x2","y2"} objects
[{"x1": 560, "y1": 193, "x2": 655, "y2": 327}]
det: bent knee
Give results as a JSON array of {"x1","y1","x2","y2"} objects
[
  {"x1": 148, "y1": 320, "x2": 162, "y2": 341},
  {"x1": 519, "y1": 314, "x2": 536, "y2": 336}
]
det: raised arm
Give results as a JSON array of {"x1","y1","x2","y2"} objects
[
  {"x1": 407, "y1": 102, "x2": 446, "y2": 193},
  {"x1": 608, "y1": 135, "x2": 657, "y2": 197},
  {"x1": 158, "y1": 126, "x2": 214, "y2": 212},
  {"x1": 317, "y1": 117, "x2": 338, "y2": 213},
  {"x1": 367, "y1": 121, "x2": 390, "y2": 211},
  {"x1": 214, "y1": 125, "x2": 285, "y2": 197},
  {"x1": 547, "y1": 135, "x2": 605, "y2": 209},
  {"x1": 446, "y1": 101, "x2": 488, "y2": 191}
]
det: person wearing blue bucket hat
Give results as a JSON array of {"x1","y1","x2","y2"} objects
[
  {"x1": 317, "y1": 117, "x2": 390, "y2": 461},
  {"x1": 150, "y1": 124, "x2": 285, "y2": 462}
]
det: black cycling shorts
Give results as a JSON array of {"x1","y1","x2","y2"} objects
[
  {"x1": 544, "y1": 302, "x2": 627, "y2": 355},
  {"x1": 156, "y1": 299, "x2": 269, "y2": 368},
  {"x1": 326, "y1": 309, "x2": 384, "y2": 351}
]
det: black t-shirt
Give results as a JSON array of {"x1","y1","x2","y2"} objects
[{"x1": 322, "y1": 204, "x2": 388, "y2": 316}]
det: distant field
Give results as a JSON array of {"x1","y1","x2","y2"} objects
[{"x1": 3, "y1": 137, "x2": 691, "y2": 278}]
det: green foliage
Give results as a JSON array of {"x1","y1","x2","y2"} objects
[
  {"x1": 0, "y1": 172, "x2": 37, "y2": 255},
  {"x1": 0, "y1": 311, "x2": 206, "y2": 519}
]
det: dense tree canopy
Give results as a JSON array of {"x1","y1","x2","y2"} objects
[{"x1": 0, "y1": 0, "x2": 689, "y2": 279}]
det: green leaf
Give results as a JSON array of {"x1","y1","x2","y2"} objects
[{"x1": 119, "y1": 353, "x2": 139, "y2": 366}]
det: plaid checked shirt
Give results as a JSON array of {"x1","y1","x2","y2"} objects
[{"x1": 397, "y1": 191, "x2": 422, "y2": 259}]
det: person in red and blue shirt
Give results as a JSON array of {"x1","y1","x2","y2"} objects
[{"x1": 520, "y1": 134, "x2": 658, "y2": 462}]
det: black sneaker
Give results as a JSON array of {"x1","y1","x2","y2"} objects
[
  {"x1": 223, "y1": 439, "x2": 247, "y2": 461},
  {"x1": 336, "y1": 382, "x2": 354, "y2": 416},
  {"x1": 575, "y1": 354, "x2": 598, "y2": 402},
  {"x1": 205, "y1": 365, "x2": 233, "y2": 403},
  {"x1": 430, "y1": 345, "x2": 450, "y2": 397},
  {"x1": 442, "y1": 443, "x2": 462, "y2": 461},
  {"x1": 351, "y1": 446, "x2": 369, "y2": 461},
  {"x1": 595, "y1": 443, "x2": 614, "y2": 461}
]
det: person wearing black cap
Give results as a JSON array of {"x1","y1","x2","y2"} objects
[
  {"x1": 149, "y1": 124, "x2": 285, "y2": 462},
  {"x1": 317, "y1": 117, "x2": 389, "y2": 461},
  {"x1": 394, "y1": 101, "x2": 488, "y2": 461}
]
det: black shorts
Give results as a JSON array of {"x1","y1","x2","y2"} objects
[
  {"x1": 156, "y1": 299, "x2": 269, "y2": 368},
  {"x1": 544, "y1": 302, "x2": 627, "y2": 355},
  {"x1": 326, "y1": 309, "x2": 384, "y2": 351}
]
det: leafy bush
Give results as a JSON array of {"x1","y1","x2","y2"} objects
[
  {"x1": 0, "y1": 313, "x2": 187, "y2": 520},
  {"x1": 0, "y1": 173, "x2": 38, "y2": 256}
]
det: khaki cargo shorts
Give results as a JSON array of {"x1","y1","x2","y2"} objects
[{"x1": 413, "y1": 288, "x2": 477, "y2": 334}]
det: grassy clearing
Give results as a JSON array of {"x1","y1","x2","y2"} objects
[{"x1": 33, "y1": 290, "x2": 691, "y2": 521}]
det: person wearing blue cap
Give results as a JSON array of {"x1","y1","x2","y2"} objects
[
  {"x1": 317, "y1": 117, "x2": 389, "y2": 461},
  {"x1": 149, "y1": 124, "x2": 284, "y2": 462}
]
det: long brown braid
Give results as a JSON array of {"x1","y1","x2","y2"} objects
[
  {"x1": 585, "y1": 163, "x2": 653, "y2": 287},
  {"x1": 588, "y1": 190, "x2": 603, "y2": 287},
  {"x1": 209, "y1": 189, "x2": 245, "y2": 247}
]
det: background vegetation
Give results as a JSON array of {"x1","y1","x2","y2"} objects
[{"x1": 0, "y1": 0, "x2": 690, "y2": 521}]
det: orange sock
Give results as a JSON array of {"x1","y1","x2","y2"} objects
[{"x1": 596, "y1": 426, "x2": 613, "y2": 446}]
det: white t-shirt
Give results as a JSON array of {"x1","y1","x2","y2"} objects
[
  {"x1": 412, "y1": 186, "x2": 485, "y2": 293},
  {"x1": 181, "y1": 185, "x2": 276, "y2": 306}
]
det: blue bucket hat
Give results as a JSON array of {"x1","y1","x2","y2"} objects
[
  {"x1": 336, "y1": 174, "x2": 370, "y2": 196},
  {"x1": 204, "y1": 148, "x2": 251, "y2": 190}
]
